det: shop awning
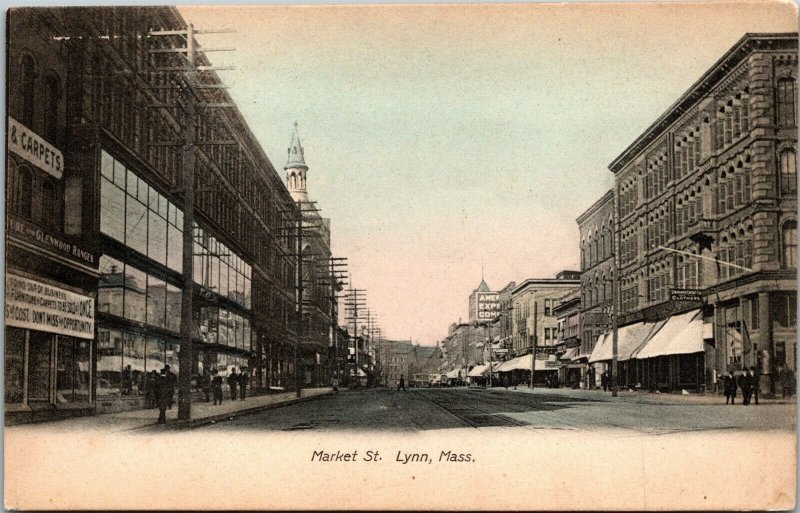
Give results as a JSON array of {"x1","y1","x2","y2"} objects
[
  {"x1": 495, "y1": 355, "x2": 557, "y2": 372},
  {"x1": 588, "y1": 321, "x2": 664, "y2": 363},
  {"x1": 617, "y1": 321, "x2": 664, "y2": 361},
  {"x1": 588, "y1": 333, "x2": 610, "y2": 363},
  {"x1": 573, "y1": 352, "x2": 591, "y2": 362},
  {"x1": 468, "y1": 364, "x2": 488, "y2": 377},
  {"x1": 559, "y1": 347, "x2": 578, "y2": 361},
  {"x1": 635, "y1": 309, "x2": 705, "y2": 359},
  {"x1": 445, "y1": 369, "x2": 461, "y2": 379}
]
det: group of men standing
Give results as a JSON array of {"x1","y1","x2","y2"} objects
[
  {"x1": 149, "y1": 366, "x2": 251, "y2": 424},
  {"x1": 198, "y1": 367, "x2": 249, "y2": 406},
  {"x1": 722, "y1": 367, "x2": 761, "y2": 405}
]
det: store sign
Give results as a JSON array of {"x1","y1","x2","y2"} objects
[
  {"x1": 6, "y1": 214, "x2": 96, "y2": 266},
  {"x1": 5, "y1": 274, "x2": 94, "y2": 339},
  {"x1": 492, "y1": 348, "x2": 508, "y2": 354},
  {"x1": 476, "y1": 291, "x2": 500, "y2": 321},
  {"x1": 8, "y1": 116, "x2": 63, "y2": 179},
  {"x1": 670, "y1": 289, "x2": 703, "y2": 303}
]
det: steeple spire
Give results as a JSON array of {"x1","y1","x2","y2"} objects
[
  {"x1": 285, "y1": 121, "x2": 307, "y2": 171},
  {"x1": 285, "y1": 122, "x2": 309, "y2": 202}
]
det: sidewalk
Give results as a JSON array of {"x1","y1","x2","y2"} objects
[
  {"x1": 481, "y1": 385, "x2": 797, "y2": 406},
  {"x1": 7, "y1": 388, "x2": 333, "y2": 432}
]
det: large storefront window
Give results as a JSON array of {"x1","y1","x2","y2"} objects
[
  {"x1": 28, "y1": 331, "x2": 52, "y2": 402},
  {"x1": 56, "y1": 337, "x2": 90, "y2": 403},
  {"x1": 99, "y1": 256, "x2": 181, "y2": 333},
  {"x1": 97, "y1": 328, "x2": 176, "y2": 398},
  {"x1": 199, "y1": 306, "x2": 251, "y2": 349},
  {"x1": 193, "y1": 224, "x2": 252, "y2": 309},
  {"x1": 100, "y1": 150, "x2": 183, "y2": 273},
  {"x1": 5, "y1": 328, "x2": 26, "y2": 404}
]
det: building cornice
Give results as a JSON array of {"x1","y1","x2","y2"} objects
[
  {"x1": 609, "y1": 33, "x2": 799, "y2": 174},
  {"x1": 576, "y1": 189, "x2": 614, "y2": 224}
]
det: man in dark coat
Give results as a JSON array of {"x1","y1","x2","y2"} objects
[
  {"x1": 723, "y1": 372, "x2": 737, "y2": 405},
  {"x1": 739, "y1": 371, "x2": 752, "y2": 405},
  {"x1": 398, "y1": 375, "x2": 406, "y2": 391},
  {"x1": 164, "y1": 365, "x2": 177, "y2": 409},
  {"x1": 239, "y1": 368, "x2": 249, "y2": 401},
  {"x1": 156, "y1": 370, "x2": 169, "y2": 424},
  {"x1": 145, "y1": 370, "x2": 158, "y2": 408},
  {"x1": 211, "y1": 370, "x2": 224, "y2": 405},
  {"x1": 228, "y1": 367, "x2": 239, "y2": 401},
  {"x1": 749, "y1": 367, "x2": 760, "y2": 405}
]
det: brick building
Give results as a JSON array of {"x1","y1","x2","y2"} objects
[
  {"x1": 6, "y1": 7, "x2": 299, "y2": 421},
  {"x1": 599, "y1": 32, "x2": 797, "y2": 393},
  {"x1": 576, "y1": 190, "x2": 614, "y2": 388}
]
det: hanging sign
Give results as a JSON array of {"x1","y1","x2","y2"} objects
[{"x1": 8, "y1": 116, "x2": 63, "y2": 179}]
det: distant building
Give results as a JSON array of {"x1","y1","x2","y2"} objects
[
  {"x1": 510, "y1": 272, "x2": 581, "y2": 357},
  {"x1": 284, "y1": 124, "x2": 335, "y2": 387},
  {"x1": 381, "y1": 340, "x2": 441, "y2": 388},
  {"x1": 468, "y1": 279, "x2": 500, "y2": 323}
]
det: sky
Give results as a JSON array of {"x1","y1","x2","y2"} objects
[{"x1": 179, "y1": 2, "x2": 796, "y2": 345}]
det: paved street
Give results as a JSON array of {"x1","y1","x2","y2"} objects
[{"x1": 198, "y1": 387, "x2": 796, "y2": 433}]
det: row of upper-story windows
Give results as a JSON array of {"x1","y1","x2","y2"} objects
[
  {"x1": 618, "y1": 78, "x2": 796, "y2": 219},
  {"x1": 617, "y1": 149, "x2": 796, "y2": 267},
  {"x1": 6, "y1": 160, "x2": 60, "y2": 232},
  {"x1": 13, "y1": 54, "x2": 61, "y2": 145},
  {"x1": 581, "y1": 220, "x2": 613, "y2": 270}
]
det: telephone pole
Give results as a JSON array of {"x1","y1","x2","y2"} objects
[
  {"x1": 530, "y1": 300, "x2": 537, "y2": 389},
  {"x1": 344, "y1": 288, "x2": 367, "y2": 386},
  {"x1": 148, "y1": 23, "x2": 234, "y2": 420}
]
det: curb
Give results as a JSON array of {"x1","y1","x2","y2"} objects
[{"x1": 131, "y1": 390, "x2": 335, "y2": 432}]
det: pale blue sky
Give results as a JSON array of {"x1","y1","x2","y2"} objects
[{"x1": 181, "y1": 2, "x2": 796, "y2": 344}]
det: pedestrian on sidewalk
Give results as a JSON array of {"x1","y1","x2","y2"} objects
[
  {"x1": 749, "y1": 367, "x2": 760, "y2": 405},
  {"x1": 201, "y1": 369, "x2": 211, "y2": 402},
  {"x1": 738, "y1": 371, "x2": 752, "y2": 405},
  {"x1": 239, "y1": 367, "x2": 249, "y2": 401},
  {"x1": 601, "y1": 371, "x2": 608, "y2": 392},
  {"x1": 212, "y1": 369, "x2": 224, "y2": 405},
  {"x1": 228, "y1": 367, "x2": 239, "y2": 401},
  {"x1": 398, "y1": 375, "x2": 406, "y2": 391},
  {"x1": 156, "y1": 369, "x2": 169, "y2": 424},
  {"x1": 723, "y1": 372, "x2": 736, "y2": 405},
  {"x1": 164, "y1": 365, "x2": 177, "y2": 409},
  {"x1": 145, "y1": 370, "x2": 158, "y2": 408},
  {"x1": 779, "y1": 366, "x2": 795, "y2": 398}
]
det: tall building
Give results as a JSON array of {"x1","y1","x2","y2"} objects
[
  {"x1": 576, "y1": 190, "x2": 614, "y2": 388},
  {"x1": 5, "y1": 7, "x2": 299, "y2": 422},
  {"x1": 284, "y1": 124, "x2": 335, "y2": 387},
  {"x1": 596, "y1": 33, "x2": 797, "y2": 393}
]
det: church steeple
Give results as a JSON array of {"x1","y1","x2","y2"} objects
[{"x1": 285, "y1": 122, "x2": 309, "y2": 202}]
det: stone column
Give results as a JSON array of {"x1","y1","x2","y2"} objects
[{"x1": 758, "y1": 291, "x2": 774, "y2": 396}]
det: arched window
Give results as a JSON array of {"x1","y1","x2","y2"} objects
[
  {"x1": 15, "y1": 166, "x2": 33, "y2": 218},
  {"x1": 782, "y1": 220, "x2": 797, "y2": 269},
  {"x1": 41, "y1": 178, "x2": 58, "y2": 229},
  {"x1": 44, "y1": 73, "x2": 60, "y2": 142},
  {"x1": 777, "y1": 78, "x2": 796, "y2": 128},
  {"x1": 780, "y1": 149, "x2": 797, "y2": 195},
  {"x1": 21, "y1": 55, "x2": 36, "y2": 126}
]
